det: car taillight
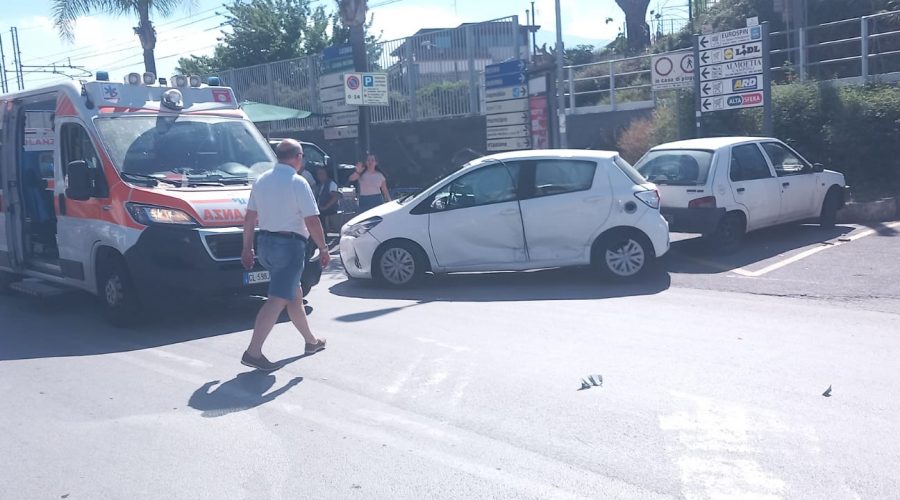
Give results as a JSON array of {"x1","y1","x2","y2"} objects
[{"x1": 688, "y1": 196, "x2": 717, "y2": 209}]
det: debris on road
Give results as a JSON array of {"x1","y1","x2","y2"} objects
[
  {"x1": 579, "y1": 375, "x2": 603, "y2": 390},
  {"x1": 823, "y1": 385, "x2": 833, "y2": 397}
]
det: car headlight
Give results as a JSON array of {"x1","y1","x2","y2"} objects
[
  {"x1": 126, "y1": 203, "x2": 198, "y2": 225},
  {"x1": 341, "y1": 216, "x2": 382, "y2": 238}
]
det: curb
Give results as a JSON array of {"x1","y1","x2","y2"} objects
[{"x1": 837, "y1": 196, "x2": 898, "y2": 224}]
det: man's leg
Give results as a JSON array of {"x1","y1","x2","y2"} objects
[
  {"x1": 246, "y1": 297, "x2": 289, "y2": 358},
  {"x1": 286, "y1": 287, "x2": 319, "y2": 345}
]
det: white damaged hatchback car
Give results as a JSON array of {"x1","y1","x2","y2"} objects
[
  {"x1": 634, "y1": 137, "x2": 847, "y2": 250},
  {"x1": 339, "y1": 150, "x2": 670, "y2": 287}
]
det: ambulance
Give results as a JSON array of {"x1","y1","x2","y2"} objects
[{"x1": 0, "y1": 72, "x2": 287, "y2": 324}]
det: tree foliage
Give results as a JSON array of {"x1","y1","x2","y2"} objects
[{"x1": 177, "y1": 0, "x2": 381, "y2": 74}]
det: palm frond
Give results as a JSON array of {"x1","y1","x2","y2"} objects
[{"x1": 53, "y1": 0, "x2": 135, "y2": 41}]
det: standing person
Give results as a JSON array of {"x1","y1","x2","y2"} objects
[
  {"x1": 240, "y1": 139, "x2": 329, "y2": 371},
  {"x1": 316, "y1": 167, "x2": 340, "y2": 235},
  {"x1": 350, "y1": 152, "x2": 391, "y2": 212}
]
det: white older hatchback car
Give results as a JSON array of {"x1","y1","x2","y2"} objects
[
  {"x1": 339, "y1": 150, "x2": 670, "y2": 287},
  {"x1": 634, "y1": 137, "x2": 847, "y2": 250}
]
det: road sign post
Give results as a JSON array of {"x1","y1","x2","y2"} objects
[
  {"x1": 693, "y1": 35, "x2": 702, "y2": 137},
  {"x1": 484, "y1": 59, "x2": 531, "y2": 152},
  {"x1": 762, "y1": 22, "x2": 773, "y2": 136}
]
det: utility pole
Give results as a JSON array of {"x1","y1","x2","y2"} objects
[
  {"x1": 555, "y1": 0, "x2": 567, "y2": 148},
  {"x1": 0, "y1": 33, "x2": 9, "y2": 94},
  {"x1": 11, "y1": 27, "x2": 24, "y2": 91},
  {"x1": 531, "y1": 1, "x2": 537, "y2": 55}
]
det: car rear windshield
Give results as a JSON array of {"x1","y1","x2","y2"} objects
[
  {"x1": 613, "y1": 156, "x2": 648, "y2": 185},
  {"x1": 634, "y1": 149, "x2": 715, "y2": 186}
]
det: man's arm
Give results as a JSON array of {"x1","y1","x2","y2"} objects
[
  {"x1": 304, "y1": 215, "x2": 331, "y2": 268},
  {"x1": 320, "y1": 190, "x2": 339, "y2": 210},
  {"x1": 241, "y1": 209, "x2": 258, "y2": 270}
]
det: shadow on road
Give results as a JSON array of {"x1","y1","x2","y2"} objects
[
  {"x1": 328, "y1": 266, "x2": 671, "y2": 304},
  {"x1": 663, "y1": 224, "x2": 856, "y2": 274},
  {"x1": 0, "y1": 292, "x2": 283, "y2": 361},
  {"x1": 188, "y1": 371, "x2": 303, "y2": 418}
]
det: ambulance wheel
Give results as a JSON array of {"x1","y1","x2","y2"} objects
[{"x1": 97, "y1": 253, "x2": 141, "y2": 326}]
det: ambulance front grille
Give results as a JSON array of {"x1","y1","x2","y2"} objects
[{"x1": 202, "y1": 233, "x2": 245, "y2": 261}]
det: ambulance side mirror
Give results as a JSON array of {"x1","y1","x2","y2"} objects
[{"x1": 65, "y1": 161, "x2": 92, "y2": 201}]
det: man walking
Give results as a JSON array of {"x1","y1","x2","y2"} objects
[{"x1": 240, "y1": 139, "x2": 330, "y2": 371}]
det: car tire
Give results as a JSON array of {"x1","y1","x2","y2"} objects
[
  {"x1": 372, "y1": 240, "x2": 427, "y2": 288},
  {"x1": 819, "y1": 190, "x2": 842, "y2": 228},
  {"x1": 704, "y1": 212, "x2": 745, "y2": 253},
  {"x1": 97, "y1": 253, "x2": 141, "y2": 327},
  {"x1": 592, "y1": 230, "x2": 654, "y2": 281}
]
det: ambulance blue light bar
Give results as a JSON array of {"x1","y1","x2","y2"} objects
[
  {"x1": 207, "y1": 76, "x2": 221, "y2": 86},
  {"x1": 96, "y1": 71, "x2": 110, "y2": 82}
]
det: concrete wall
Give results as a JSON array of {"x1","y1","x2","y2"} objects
[{"x1": 276, "y1": 108, "x2": 652, "y2": 189}]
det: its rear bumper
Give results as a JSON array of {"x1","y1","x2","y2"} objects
[{"x1": 660, "y1": 207, "x2": 726, "y2": 234}]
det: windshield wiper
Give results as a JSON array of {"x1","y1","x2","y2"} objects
[{"x1": 120, "y1": 172, "x2": 180, "y2": 187}]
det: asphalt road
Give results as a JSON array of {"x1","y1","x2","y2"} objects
[{"x1": 1, "y1": 222, "x2": 898, "y2": 499}]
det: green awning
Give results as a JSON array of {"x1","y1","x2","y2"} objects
[{"x1": 240, "y1": 100, "x2": 312, "y2": 122}]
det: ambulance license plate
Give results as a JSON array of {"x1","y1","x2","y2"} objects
[{"x1": 244, "y1": 271, "x2": 270, "y2": 285}]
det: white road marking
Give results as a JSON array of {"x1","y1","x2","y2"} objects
[
  {"x1": 385, "y1": 354, "x2": 424, "y2": 395},
  {"x1": 732, "y1": 222, "x2": 900, "y2": 277}
]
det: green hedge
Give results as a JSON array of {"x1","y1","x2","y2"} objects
[{"x1": 619, "y1": 83, "x2": 900, "y2": 197}]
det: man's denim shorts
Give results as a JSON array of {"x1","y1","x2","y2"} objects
[{"x1": 257, "y1": 232, "x2": 307, "y2": 301}]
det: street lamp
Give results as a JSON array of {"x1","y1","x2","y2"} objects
[{"x1": 555, "y1": 0, "x2": 567, "y2": 148}]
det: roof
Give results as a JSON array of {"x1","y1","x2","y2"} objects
[
  {"x1": 487, "y1": 149, "x2": 619, "y2": 161},
  {"x1": 650, "y1": 136, "x2": 772, "y2": 151}
]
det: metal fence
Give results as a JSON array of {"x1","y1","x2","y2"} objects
[{"x1": 219, "y1": 16, "x2": 524, "y2": 131}]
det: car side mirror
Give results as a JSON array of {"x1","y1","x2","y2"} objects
[
  {"x1": 65, "y1": 160, "x2": 92, "y2": 201},
  {"x1": 812, "y1": 163, "x2": 824, "y2": 173},
  {"x1": 324, "y1": 155, "x2": 332, "y2": 167}
]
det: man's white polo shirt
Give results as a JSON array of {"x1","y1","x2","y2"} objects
[{"x1": 247, "y1": 163, "x2": 320, "y2": 238}]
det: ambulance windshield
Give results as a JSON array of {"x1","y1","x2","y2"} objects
[{"x1": 95, "y1": 115, "x2": 276, "y2": 185}]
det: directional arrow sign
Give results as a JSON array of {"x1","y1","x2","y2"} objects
[
  {"x1": 699, "y1": 25, "x2": 763, "y2": 50},
  {"x1": 485, "y1": 85, "x2": 528, "y2": 103},
  {"x1": 700, "y1": 41, "x2": 763, "y2": 67},
  {"x1": 486, "y1": 124, "x2": 530, "y2": 140},
  {"x1": 700, "y1": 57, "x2": 764, "y2": 81},
  {"x1": 701, "y1": 75, "x2": 763, "y2": 97},
  {"x1": 487, "y1": 137, "x2": 530, "y2": 152},
  {"x1": 485, "y1": 59, "x2": 527, "y2": 76},
  {"x1": 485, "y1": 98, "x2": 529, "y2": 114},
  {"x1": 485, "y1": 111, "x2": 529, "y2": 127},
  {"x1": 701, "y1": 92, "x2": 765, "y2": 113},
  {"x1": 485, "y1": 72, "x2": 527, "y2": 89},
  {"x1": 324, "y1": 110, "x2": 359, "y2": 127}
]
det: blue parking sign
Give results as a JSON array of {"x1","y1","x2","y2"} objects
[{"x1": 363, "y1": 75, "x2": 374, "y2": 87}]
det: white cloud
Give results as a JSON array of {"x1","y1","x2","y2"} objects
[{"x1": 533, "y1": 0, "x2": 621, "y2": 43}]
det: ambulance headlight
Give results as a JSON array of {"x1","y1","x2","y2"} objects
[
  {"x1": 172, "y1": 75, "x2": 188, "y2": 88},
  {"x1": 127, "y1": 203, "x2": 198, "y2": 226},
  {"x1": 142, "y1": 72, "x2": 156, "y2": 85},
  {"x1": 126, "y1": 73, "x2": 141, "y2": 85},
  {"x1": 189, "y1": 75, "x2": 202, "y2": 87},
  {"x1": 161, "y1": 89, "x2": 184, "y2": 110}
]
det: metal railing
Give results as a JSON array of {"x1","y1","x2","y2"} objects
[
  {"x1": 562, "y1": 52, "x2": 662, "y2": 114},
  {"x1": 769, "y1": 11, "x2": 900, "y2": 84},
  {"x1": 219, "y1": 16, "x2": 525, "y2": 131},
  {"x1": 561, "y1": 11, "x2": 900, "y2": 115}
]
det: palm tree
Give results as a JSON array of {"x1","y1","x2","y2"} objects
[{"x1": 52, "y1": 0, "x2": 188, "y2": 76}]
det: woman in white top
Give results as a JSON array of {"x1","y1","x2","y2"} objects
[{"x1": 350, "y1": 153, "x2": 391, "y2": 212}]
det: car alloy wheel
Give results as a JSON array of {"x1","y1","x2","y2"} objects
[
  {"x1": 380, "y1": 247, "x2": 416, "y2": 286},
  {"x1": 105, "y1": 274, "x2": 125, "y2": 308},
  {"x1": 605, "y1": 238, "x2": 646, "y2": 277}
]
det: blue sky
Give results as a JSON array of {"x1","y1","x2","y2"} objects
[{"x1": 2, "y1": 0, "x2": 690, "y2": 90}]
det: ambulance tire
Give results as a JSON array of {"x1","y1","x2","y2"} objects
[{"x1": 97, "y1": 253, "x2": 141, "y2": 327}]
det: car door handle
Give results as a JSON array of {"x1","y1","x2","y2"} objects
[
  {"x1": 583, "y1": 196, "x2": 604, "y2": 203},
  {"x1": 499, "y1": 208, "x2": 518, "y2": 216},
  {"x1": 736, "y1": 188, "x2": 746, "y2": 193},
  {"x1": 782, "y1": 182, "x2": 790, "y2": 188}
]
